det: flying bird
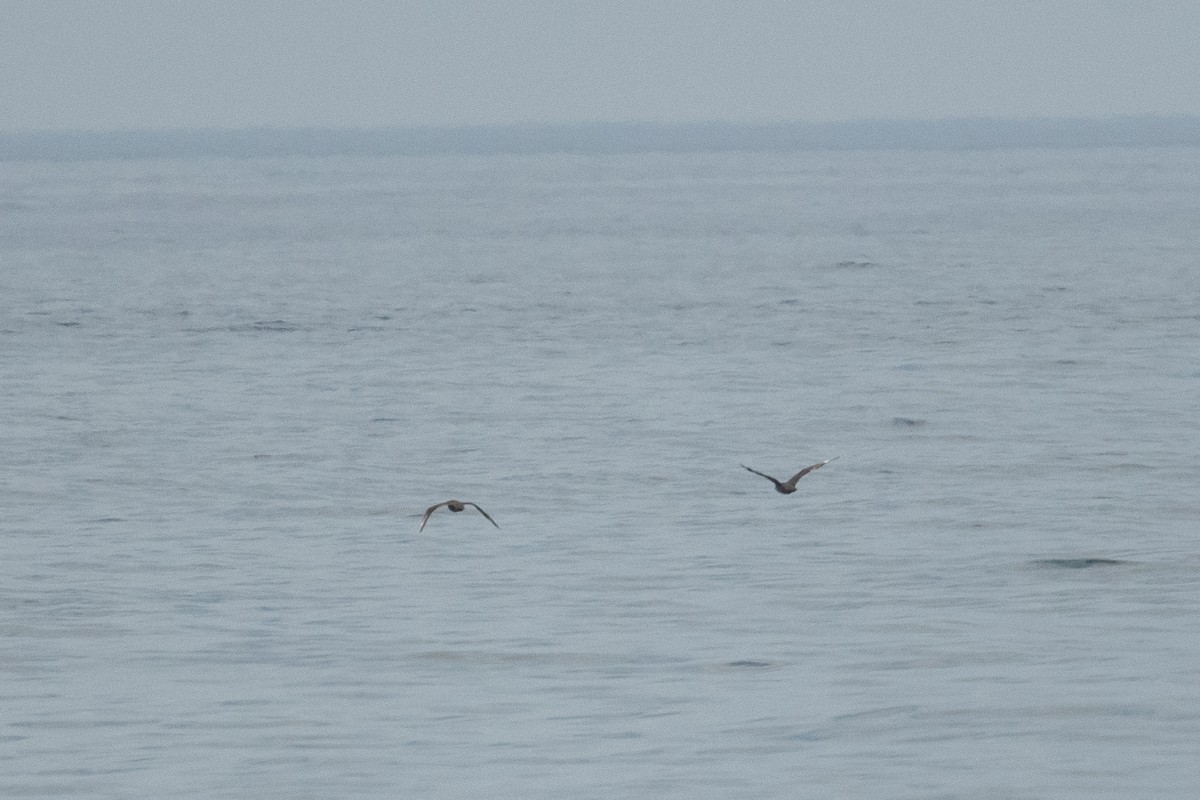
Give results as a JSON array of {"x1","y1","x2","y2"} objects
[
  {"x1": 419, "y1": 500, "x2": 500, "y2": 532},
  {"x1": 740, "y1": 458, "x2": 838, "y2": 494}
]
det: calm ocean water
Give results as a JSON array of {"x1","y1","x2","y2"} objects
[{"x1": 2, "y1": 146, "x2": 1199, "y2": 798}]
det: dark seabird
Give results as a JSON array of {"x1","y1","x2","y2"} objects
[
  {"x1": 741, "y1": 458, "x2": 838, "y2": 494},
  {"x1": 419, "y1": 500, "x2": 500, "y2": 532}
]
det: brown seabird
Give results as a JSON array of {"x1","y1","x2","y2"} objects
[
  {"x1": 741, "y1": 458, "x2": 838, "y2": 494},
  {"x1": 419, "y1": 500, "x2": 500, "y2": 532}
]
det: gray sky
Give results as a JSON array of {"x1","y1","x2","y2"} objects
[{"x1": 3, "y1": 1, "x2": 1198, "y2": 132}]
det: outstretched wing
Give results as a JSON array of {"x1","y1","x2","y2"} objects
[
  {"x1": 419, "y1": 501, "x2": 448, "y2": 531},
  {"x1": 786, "y1": 457, "x2": 838, "y2": 487},
  {"x1": 741, "y1": 464, "x2": 782, "y2": 486},
  {"x1": 465, "y1": 502, "x2": 500, "y2": 529}
]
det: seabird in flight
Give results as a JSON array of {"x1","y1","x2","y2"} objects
[
  {"x1": 419, "y1": 500, "x2": 500, "y2": 532},
  {"x1": 740, "y1": 458, "x2": 838, "y2": 494}
]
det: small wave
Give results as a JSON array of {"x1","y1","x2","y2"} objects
[
  {"x1": 1029, "y1": 558, "x2": 1136, "y2": 569},
  {"x1": 243, "y1": 319, "x2": 303, "y2": 333},
  {"x1": 184, "y1": 319, "x2": 306, "y2": 334}
]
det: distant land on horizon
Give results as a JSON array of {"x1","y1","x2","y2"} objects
[{"x1": 2, "y1": 115, "x2": 1198, "y2": 161}]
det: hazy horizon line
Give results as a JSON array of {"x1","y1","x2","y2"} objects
[{"x1": 3, "y1": 114, "x2": 1198, "y2": 161}]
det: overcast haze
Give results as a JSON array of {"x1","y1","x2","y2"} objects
[{"x1": 3, "y1": 1, "x2": 1200, "y2": 133}]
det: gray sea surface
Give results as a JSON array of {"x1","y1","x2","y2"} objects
[{"x1": 2, "y1": 147, "x2": 1199, "y2": 798}]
